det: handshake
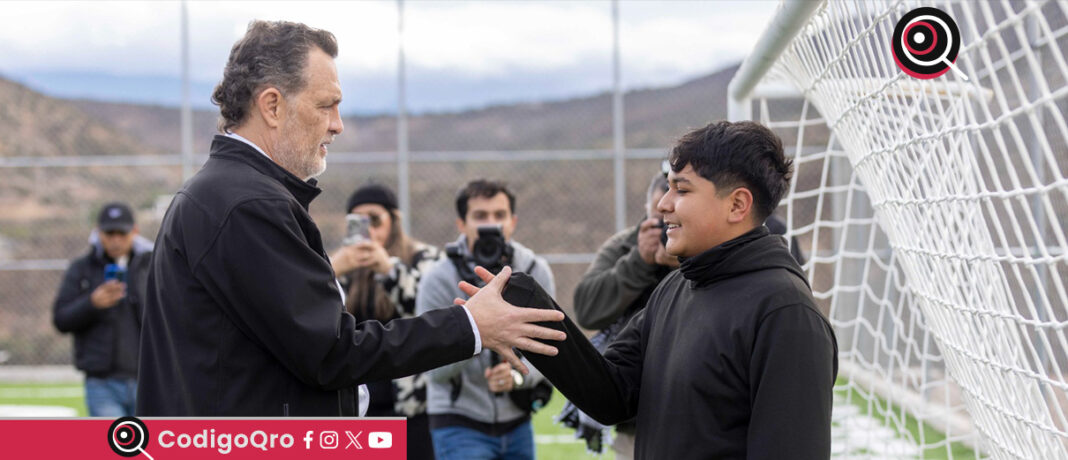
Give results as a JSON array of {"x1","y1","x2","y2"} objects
[{"x1": 454, "y1": 265, "x2": 566, "y2": 374}]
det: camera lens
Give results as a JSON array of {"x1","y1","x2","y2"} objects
[
  {"x1": 473, "y1": 235, "x2": 505, "y2": 267},
  {"x1": 472, "y1": 225, "x2": 510, "y2": 272}
]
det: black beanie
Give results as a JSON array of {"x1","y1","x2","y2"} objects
[{"x1": 346, "y1": 184, "x2": 398, "y2": 212}]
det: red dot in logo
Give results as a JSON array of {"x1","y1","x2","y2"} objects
[{"x1": 903, "y1": 21, "x2": 937, "y2": 55}]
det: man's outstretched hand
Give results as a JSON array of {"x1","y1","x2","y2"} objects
[{"x1": 455, "y1": 266, "x2": 566, "y2": 375}]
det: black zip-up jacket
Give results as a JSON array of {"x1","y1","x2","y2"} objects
[
  {"x1": 53, "y1": 243, "x2": 151, "y2": 376},
  {"x1": 504, "y1": 226, "x2": 838, "y2": 459},
  {"x1": 137, "y1": 135, "x2": 476, "y2": 416}
]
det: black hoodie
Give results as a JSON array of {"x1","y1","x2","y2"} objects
[{"x1": 504, "y1": 226, "x2": 838, "y2": 460}]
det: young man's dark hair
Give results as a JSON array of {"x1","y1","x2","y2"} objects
[
  {"x1": 668, "y1": 120, "x2": 792, "y2": 222},
  {"x1": 455, "y1": 179, "x2": 517, "y2": 220},
  {"x1": 212, "y1": 20, "x2": 338, "y2": 132}
]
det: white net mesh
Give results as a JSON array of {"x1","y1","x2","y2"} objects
[{"x1": 743, "y1": 0, "x2": 1068, "y2": 458}]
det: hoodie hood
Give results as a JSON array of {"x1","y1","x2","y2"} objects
[
  {"x1": 679, "y1": 225, "x2": 808, "y2": 289},
  {"x1": 88, "y1": 228, "x2": 154, "y2": 261}
]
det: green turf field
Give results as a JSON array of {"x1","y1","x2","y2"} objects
[{"x1": 0, "y1": 382, "x2": 86, "y2": 417}]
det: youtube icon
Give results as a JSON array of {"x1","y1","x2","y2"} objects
[{"x1": 369, "y1": 432, "x2": 392, "y2": 449}]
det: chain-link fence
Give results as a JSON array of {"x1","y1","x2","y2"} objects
[
  {"x1": 0, "y1": 151, "x2": 674, "y2": 367},
  {"x1": 0, "y1": 0, "x2": 762, "y2": 373}
]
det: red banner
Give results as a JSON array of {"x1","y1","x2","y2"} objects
[{"x1": 0, "y1": 417, "x2": 406, "y2": 459}]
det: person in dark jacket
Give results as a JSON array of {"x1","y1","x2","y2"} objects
[
  {"x1": 459, "y1": 121, "x2": 838, "y2": 459},
  {"x1": 53, "y1": 201, "x2": 152, "y2": 416},
  {"x1": 136, "y1": 20, "x2": 564, "y2": 417}
]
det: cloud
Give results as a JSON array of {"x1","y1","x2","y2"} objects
[{"x1": 0, "y1": 0, "x2": 776, "y2": 111}]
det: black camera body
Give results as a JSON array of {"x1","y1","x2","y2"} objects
[
  {"x1": 659, "y1": 217, "x2": 668, "y2": 247},
  {"x1": 471, "y1": 224, "x2": 513, "y2": 273},
  {"x1": 444, "y1": 224, "x2": 514, "y2": 285}
]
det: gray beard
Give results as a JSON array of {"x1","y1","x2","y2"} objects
[{"x1": 274, "y1": 142, "x2": 325, "y2": 181}]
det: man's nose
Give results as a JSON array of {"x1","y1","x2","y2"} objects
[
  {"x1": 330, "y1": 107, "x2": 344, "y2": 135},
  {"x1": 657, "y1": 192, "x2": 673, "y2": 213}
]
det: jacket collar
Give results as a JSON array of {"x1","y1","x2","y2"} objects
[
  {"x1": 679, "y1": 225, "x2": 808, "y2": 289},
  {"x1": 88, "y1": 230, "x2": 154, "y2": 262},
  {"x1": 208, "y1": 135, "x2": 322, "y2": 210}
]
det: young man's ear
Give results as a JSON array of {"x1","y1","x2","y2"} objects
[
  {"x1": 455, "y1": 217, "x2": 466, "y2": 234},
  {"x1": 255, "y1": 87, "x2": 285, "y2": 128},
  {"x1": 726, "y1": 188, "x2": 754, "y2": 224}
]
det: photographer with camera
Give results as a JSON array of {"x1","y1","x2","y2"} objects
[
  {"x1": 52, "y1": 202, "x2": 153, "y2": 416},
  {"x1": 329, "y1": 183, "x2": 442, "y2": 459},
  {"x1": 416, "y1": 179, "x2": 555, "y2": 460}
]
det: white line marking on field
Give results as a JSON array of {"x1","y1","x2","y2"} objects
[
  {"x1": 535, "y1": 434, "x2": 584, "y2": 444},
  {"x1": 0, "y1": 387, "x2": 83, "y2": 399},
  {"x1": 0, "y1": 405, "x2": 78, "y2": 417}
]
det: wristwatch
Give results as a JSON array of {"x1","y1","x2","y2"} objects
[{"x1": 511, "y1": 369, "x2": 524, "y2": 388}]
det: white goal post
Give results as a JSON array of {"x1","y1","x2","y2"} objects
[{"x1": 730, "y1": 1, "x2": 1068, "y2": 459}]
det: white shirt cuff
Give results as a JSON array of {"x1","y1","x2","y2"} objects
[{"x1": 460, "y1": 305, "x2": 482, "y2": 355}]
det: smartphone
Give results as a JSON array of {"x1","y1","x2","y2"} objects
[
  {"x1": 343, "y1": 214, "x2": 372, "y2": 246},
  {"x1": 104, "y1": 264, "x2": 127, "y2": 283}
]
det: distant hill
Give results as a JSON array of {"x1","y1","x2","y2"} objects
[
  {"x1": 70, "y1": 64, "x2": 740, "y2": 155},
  {"x1": 1, "y1": 63, "x2": 742, "y2": 366},
  {"x1": 0, "y1": 77, "x2": 155, "y2": 158}
]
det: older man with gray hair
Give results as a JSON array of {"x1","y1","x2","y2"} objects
[{"x1": 137, "y1": 20, "x2": 565, "y2": 417}]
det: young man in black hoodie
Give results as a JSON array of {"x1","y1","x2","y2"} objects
[{"x1": 460, "y1": 120, "x2": 838, "y2": 459}]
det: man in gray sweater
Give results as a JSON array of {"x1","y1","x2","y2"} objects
[{"x1": 417, "y1": 180, "x2": 555, "y2": 460}]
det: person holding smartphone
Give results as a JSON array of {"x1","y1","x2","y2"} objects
[
  {"x1": 330, "y1": 183, "x2": 442, "y2": 460},
  {"x1": 52, "y1": 202, "x2": 153, "y2": 416}
]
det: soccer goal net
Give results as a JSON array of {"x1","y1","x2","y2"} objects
[{"x1": 730, "y1": 1, "x2": 1068, "y2": 458}]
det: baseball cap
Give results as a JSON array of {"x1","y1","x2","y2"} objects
[{"x1": 98, "y1": 202, "x2": 135, "y2": 233}]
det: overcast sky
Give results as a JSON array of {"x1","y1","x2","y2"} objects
[{"x1": 0, "y1": 1, "x2": 779, "y2": 113}]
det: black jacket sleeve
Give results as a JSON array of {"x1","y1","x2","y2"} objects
[
  {"x1": 503, "y1": 272, "x2": 641, "y2": 424},
  {"x1": 53, "y1": 259, "x2": 102, "y2": 333},
  {"x1": 747, "y1": 305, "x2": 838, "y2": 460},
  {"x1": 193, "y1": 198, "x2": 476, "y2": 390}
]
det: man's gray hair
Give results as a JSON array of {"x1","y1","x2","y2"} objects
[
  {"x1": 211, "y1": 20, "x2": 338, "y2": 132},
  {"x1": 647, "y1": 172, "x2": 669, "y2": 199}
]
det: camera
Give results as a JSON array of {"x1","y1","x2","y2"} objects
[
  {"x1": 471, "y1": 224, "x2": 513, "y2": 273},
  {"x1": 444, "y1": 224, "x2": 514, "y2": 281},
  {"x1": 659, "y1": 217, "x2": 668, "y2": 247}
]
